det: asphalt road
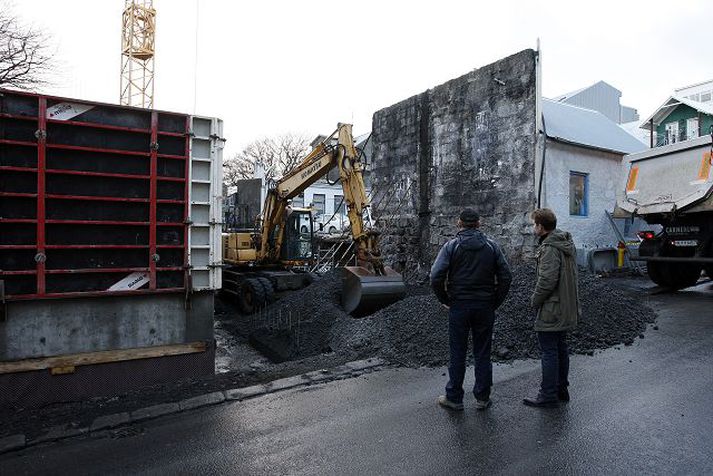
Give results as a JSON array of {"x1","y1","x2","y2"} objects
[{"x1": 2, "y1": 281, "x2": 712, "y2": 475}]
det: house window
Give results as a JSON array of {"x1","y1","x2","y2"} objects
[
  {"x1": 665, "y1": 121, "x2": 679, "y2": 145},
  {"x1": 686, "y1": 117, "x2": 699, "y2": 140},
  {"x1": 701, "y1": 92, "x2": 712, "y2": 103},
  {"x1": 334, "y1": 195, "x2": 345, "y2": 215},
  {"x1": 292, "y1": 193, "x2": 304, "y2": 208},
  {"x1": 312, "y1": 194, "x2": 325, "y2": 216},
  {"x1": 569, "y1": 172, "x2": 589, "y2": 217}
]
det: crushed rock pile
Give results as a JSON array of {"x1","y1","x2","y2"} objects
[
  {"x1": 248, "y1": 270, "x2": 344, "y2": 362},
  {"x1": 250, "y1": 265, "x2": 656, "y2": 366}
]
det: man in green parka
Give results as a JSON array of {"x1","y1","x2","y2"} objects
[{"x1": 524, "y1": 208, "x2": 580, "y2": 408}]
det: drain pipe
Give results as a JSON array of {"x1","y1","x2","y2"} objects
[{"x1": 537, "y1": 113, "x2": 547, "y2": 208}]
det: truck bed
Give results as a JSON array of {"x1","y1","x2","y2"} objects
[{"x1": 617, "y1": 135, "x2": 712, "y2": 216}]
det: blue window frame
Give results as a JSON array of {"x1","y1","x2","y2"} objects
[{"x1": 569, "y1": 172, "x2": 589, "y2": 216}]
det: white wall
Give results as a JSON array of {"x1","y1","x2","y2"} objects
[
  {"x1": 296, "y1": 182, "x2": 351, "y2": 232},
  {"x1": 542, "y1": 140, "x2": 623, "y2": 250}
]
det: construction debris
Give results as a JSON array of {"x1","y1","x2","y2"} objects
[{"x1": 248, "y1": 265, "x2": 656, "y2": 367}]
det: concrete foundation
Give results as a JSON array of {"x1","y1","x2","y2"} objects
[
  {"x1": 1, "y1": 292, "x2": 214, "y2": 360},
  {"x1": 371, "y1": 49, "x2": 539, "y2": 276},
  {"x1": 0, "y1": 291, "x2": 215, "y2": 408},
  {"x1": 0, "y1": 344, "x2": 215, "y2": 408}
]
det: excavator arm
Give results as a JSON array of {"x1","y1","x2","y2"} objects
[
  {"x1": 258, "y1": 123, "x2": 405, "y2": 315},
  {"x1": 259, "y1": 124, "x2": 378, "y2": 268}
]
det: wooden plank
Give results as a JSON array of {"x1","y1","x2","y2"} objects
[{"x1": 0, "y1": 341, "x2": 207, "y2": 375}]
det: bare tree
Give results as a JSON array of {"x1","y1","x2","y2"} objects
[
  {"x1": 223, "y1": 133, "x2": 311, "y2": 189},
  {"x1": 0, "y1": 4, "x2": 53, "y2": 89}
]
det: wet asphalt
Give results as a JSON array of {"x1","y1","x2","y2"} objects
[{"x1": 2, "y1": 280, "x2": 712, "y2": 475}]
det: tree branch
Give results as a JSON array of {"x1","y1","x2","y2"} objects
[{"x1": 0, "y1": 5, "x2": 53, "y2": 89}]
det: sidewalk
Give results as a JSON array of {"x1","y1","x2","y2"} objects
[{"x1": 0, "y1": 359, "x2": 385, "y2": 454}]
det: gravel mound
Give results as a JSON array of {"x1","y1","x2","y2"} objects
[
  {"x1": 251, "y1": 265, "x2": 656, "y2": 366},
  {"x1": 249, "y1": 270, "x2": 344, "y2": 362}
]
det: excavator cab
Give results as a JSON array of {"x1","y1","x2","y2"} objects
[{"x1": 280, "y1": 207, "x2": 314, "y2": 264}]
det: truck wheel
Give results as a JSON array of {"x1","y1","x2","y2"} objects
[
  {"x1": 238, "y1": 278, "x2": 266, "y2": 314},
  {"x1": 646, "y1": 261, "x2": 669, "y2": 287},
  {"x1": 653, "y1": 262, "x2": 701, "y2": 289},
  {"x1": 670, "y1": 263, "x2": 702, "y2": 289},
  {"x1": 256, "y1": 277, "x2": 275, "y2": 304}
]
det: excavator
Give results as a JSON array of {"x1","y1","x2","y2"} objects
[{"x1": 222, "y1": 123, "x2": 405, "y2": 316}]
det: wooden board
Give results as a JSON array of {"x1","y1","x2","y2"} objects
[{"x1": 0, "y1": 341, "x2": 207, "y2": 375}]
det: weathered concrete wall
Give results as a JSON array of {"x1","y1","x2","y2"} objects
[
  {"x1": 542, "y1": 140, "x2": 623, "y2": 251},
  {"x1": 371, "y1": 50, "x2": 538, "y2": 277},
  {"x1": 1, "y1": 292, "x2": 214, "y2": 360}
]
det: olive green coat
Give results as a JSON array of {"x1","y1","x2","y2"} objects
[{"x1": 531, "y1": 229, "x2": 580, "y2": 332}]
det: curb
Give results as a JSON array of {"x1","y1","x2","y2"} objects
[{"x1": 0, "y1": 358, "x2": 385, "y2": 456}]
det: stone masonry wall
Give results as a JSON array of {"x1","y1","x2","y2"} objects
[{"x1": 370, "y1": 49, "x2": 538, "y2": 279}]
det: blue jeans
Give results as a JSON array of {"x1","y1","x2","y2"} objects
[
  {"x1": 446, "y1": 301, "x2": 495, "y2": 404},
  {"x1": 537, "y1": 331, "x2": 570, "y2": 401}
]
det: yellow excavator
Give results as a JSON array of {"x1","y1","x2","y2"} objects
[{"x1": 222, "y1": 123, "x2": 405, "y2": 316}]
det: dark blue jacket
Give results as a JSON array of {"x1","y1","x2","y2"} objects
[{"x1": 430, "y1": 228, "x2": 512, "y2": 308}]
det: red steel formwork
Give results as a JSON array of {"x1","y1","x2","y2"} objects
[{"x1": 0, "y1": 89, "x2": 191, "y2": 301}]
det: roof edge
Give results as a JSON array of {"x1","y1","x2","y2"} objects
[{"x1": 545, "y1": 135, "x2": 630, "y2": 156}]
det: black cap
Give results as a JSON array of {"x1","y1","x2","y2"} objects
[{"x1": 459, "y1": 208, "x2": 480, "y2": 224}]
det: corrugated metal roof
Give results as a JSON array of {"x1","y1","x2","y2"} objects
[
  {"x1": 551, "y1": 85, "x2": 588, "y2": 102},
  {"x1": 640, "y1": 95, "x2": 713, "y2": 129},
  {"x1": 542, "y1": 99, "x2": 646, "y2": 154},
  {"x1": 551, "y1": 80, "x2": 621, "y2": 103},
  {"x1": 619, "y1": 120, "x2": 649, "y2": 146},
  {"x1": 354, "y1": 132, "x2": 371, "y2": 147}
]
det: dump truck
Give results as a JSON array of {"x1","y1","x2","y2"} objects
[
  {"x1": 615, "y1": 131, "x2": 713, "y2": 288},
  {"x1": 222, "y1": 123, "x2": 405, "y2": 315}
]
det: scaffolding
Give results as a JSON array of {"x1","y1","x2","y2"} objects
[{"x1": 120, "y1": 0, "x2": 156, "y2": 108}]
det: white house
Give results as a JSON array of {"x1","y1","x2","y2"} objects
[{"x1": 540, "y1": 99, "x2": 647, "y2": 259}]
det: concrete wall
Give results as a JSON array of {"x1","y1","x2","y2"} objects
[
  {"x1": 370, "y1": 50, "x2": 538, "y2": 277},
  {"x1": 1, "y1": 292, "x2": 214, "y2": 360},
  {"x1": 226, "y1": 178, "x2": 263, "y2": 229},
  {"x1": 542, "y1": 140, "x2": 622, "y2": 251}
]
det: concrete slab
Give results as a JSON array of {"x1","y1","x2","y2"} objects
[
  {"x1": 130, "y1": 403, "x2": 180, "y2": 422},
  {"x1": 31, "y1": 425, "x2": 88, "y2": 444},
  {"x1": 304, "y1": 369, "x2": 334, "y2": 383},
  {"x1": 0, "y1": 434, "x2": 25, "y2": 454},
  {"x1": 345, "y1": 358, "x2": 385, "y2": 371},
  {"x1": 179, "y1": 391, "x2": 226, "y2": 411},
  {"x1": 90, "y1": 412, "x2": 131, "y2": 432},
  {"x1": 265, "y1": 375, "x2": 309, "y2": 392},
  {"x1": 225, "y1": 384, "x2": 267, "y2": 401}
]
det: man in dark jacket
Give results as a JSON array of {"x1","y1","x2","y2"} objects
[
  {"x1": 524, "y1": 208, "x2": 580, "y2": 408},
  {"x1": 431, "y1": 209, "x2": 512, "y2": 411}
]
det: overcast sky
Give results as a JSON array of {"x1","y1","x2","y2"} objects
[{"x1": 9, "y1": 0, "x2": 711, "y2": 156}]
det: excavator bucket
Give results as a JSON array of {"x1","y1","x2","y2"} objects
[{"x1": 342, "y1": 266, "x2": 406, "y2": 317}]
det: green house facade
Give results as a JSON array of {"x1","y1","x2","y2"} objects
[{"x1": 642, "y1": 95, "x2": 713, "y2": 147}]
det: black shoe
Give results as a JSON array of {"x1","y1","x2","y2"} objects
[
  {"x1": 558, "y1": 389, "x2": 570, "y2": 402},
  {"x1": 523, "y1": 396, "x2": 559, "y2": 408},
  {"x1": 437, "y1": 395, "x2": 464, "y2": 411}
]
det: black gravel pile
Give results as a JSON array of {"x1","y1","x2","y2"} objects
[
  {"x1": 331, "y1": 265, "x2": 656, "y2": 366},
  {"x1": 249, "y1": 270, "x2": 344, "y2": 362},
  {"x1": 250, "y1": 265, "x2": 656, "y2": 366}
]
